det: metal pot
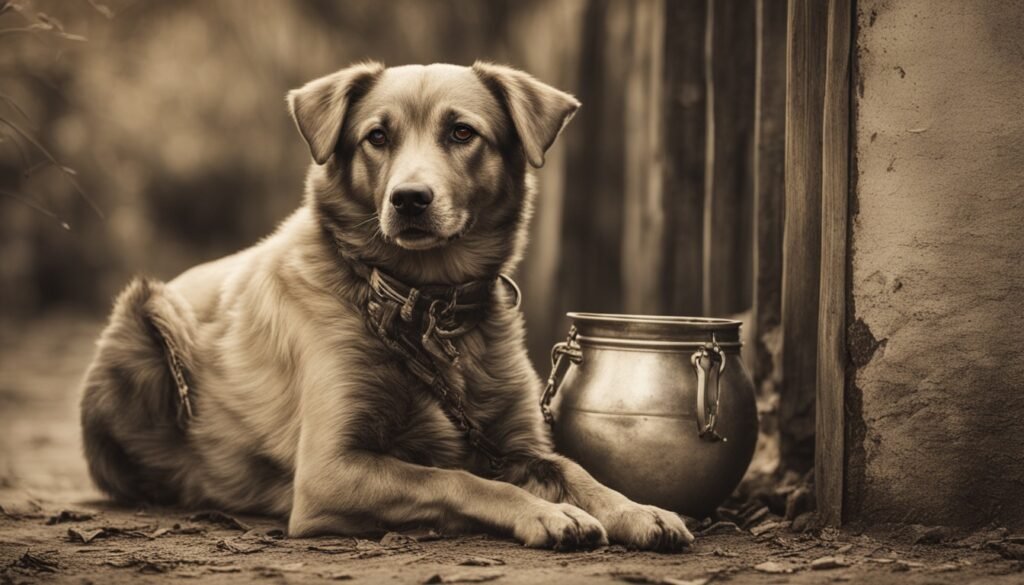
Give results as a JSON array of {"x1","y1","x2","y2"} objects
[{"x1": 541, "y1": 312, "x2": 758, "y2": 518}]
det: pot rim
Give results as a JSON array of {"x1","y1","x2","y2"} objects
[{"x1": 567, "y1": 312, "x2": 741, "y2": 328}]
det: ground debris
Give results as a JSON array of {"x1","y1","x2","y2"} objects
[
  {"x1": 610, "y1": 572, "x2": 708, "y2": 585},
  {"x1": 317, "y1": 570, "x2": 354, "y2": 580},
  {"x1": 216, "y1": 537, "x2": 268, "y2": 554},
  {"x1": 67, "y1": 527, "x2": 106, "y2": 544},
  {"x1": 751, "y1": 520, "x2": 790, "y2": 536},
  {"x1": 0, "y1": 500, "x2": 45, "y2": 519},
  {"x1": 910, "y1": 524, "x2": 954, "y2": 544},
  {"x1": 252, "y1": 562, "x2": 307, "y2": 578},
  {"x1": 7, "y1": 550, "x2": 59, "y2": 573},
  {"x1": 459, "y1": 556, "x2": 505, "y2": 566},
  {"x1": 382, "y1": 531, "x2": 418, "y2": 546},
  {"x1": 753, "y1": 560, "x2": 800, "y2": 574},
  {"x1": 45, "y1": 509, "x2": 95, "y2": 525},
  {"x1": 187, "y1": 510, "x2": 251, "y2": 531},
  {"x1": 102, "y1": 555, "x2": 175, "y2": 574},
  {"x1": 890, "y1": 560, "x2": 926, "y2": 572},
  {"x1": 696, "y1": 521, "x2": 743, "y2": 536},
  {"x1": 988, "y1": 541, "x2": 1024, "y2": 561},
  {"x1": 951, "y1": 526, "x2": 1010, "y2": 549},
  {"x1": 307, "y1": 538, "x2": 359, "y2": 554},
  {"x1": 241, "y1": 527, "x2": 285, "y2": 544},
  {"x1": 423, "y1": 570, "x2": 504, "y2": 583},
  {"x1": 810, "y1": 555, "x2": 849, "y2": 570},
  {"x1": 67, "y1": 524, "x2": 150, "y2": 543},
  {"x1": 168, "y1": 522, "x2": 206, "y2": 535}
]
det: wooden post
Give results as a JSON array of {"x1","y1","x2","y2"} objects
[
  {"x1": 659, "y1": 0, "x2": 708, "y2": 316},
  {"x1": 703, "y1": 0, "x2": 756, "y2": 317},
  {"x1": 506, "y1": 0, "x2": 588, "y2": 370},
  {"x1": 752, "y1": 0, "x2": 788, "y2": 393},
  {"x1": 622, "y1": 0, "x2": 666, "y2": 313},
  {"x1": 816, "y1": 0, "x2": 852, "y2": 527},
  {"x1": 560, "y1": 0, "x2": 631, "y2": 318},
  {"x1": 780, "y1": 0, "x2": 829, "y2": 471}
]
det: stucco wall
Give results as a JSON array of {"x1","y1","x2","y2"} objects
[{"x1": 849, "y1": 0, "x2": 1024, "y2": 528}]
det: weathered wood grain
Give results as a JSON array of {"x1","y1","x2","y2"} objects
[
  {"x1": 781, "y1": 0, "x2": 828, "y2": 471},
  {"x1": 816, "y1": 0, "x2": 852, "y2": 527}
]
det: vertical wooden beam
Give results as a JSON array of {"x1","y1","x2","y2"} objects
[
  {"x1": 558, "y1": 0, "x2": 631, "y2": 318},
  {"x1": 660, "y1": 0, "x2": 708, "y2": 316},
  {"x1": 780, "y1": 0, "x2": 828, "y2": 471},
  {"x1": 506, "y1": 0, "x2": 588, "y2": 370},
  {"x1": 703, "y1": 0, "x2": 757, "y2": 317},
  {"x1": 752, "y1": 0, "x2": 788, "y2": 393},
  {"x1": 622, "y1": 0, "x2": 666, "y2": 314},
  {"x1": 816, "y1": 0, "x2": 852, "y2": 528}
]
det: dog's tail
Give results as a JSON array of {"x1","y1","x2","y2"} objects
[{"x1": 80, "y1": 277, "x2": 199, "y2": 505}]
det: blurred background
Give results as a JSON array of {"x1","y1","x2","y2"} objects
[
  {"x1": 0, "y1": 0, "x2": 776, "y2": 359},
  {"x1": 1, "y1": 0, "x2": 786, "y2": 489}
]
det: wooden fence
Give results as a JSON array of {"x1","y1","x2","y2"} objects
[{"x1": 507, "y1": 0, "x2": 787, "y2": 422}]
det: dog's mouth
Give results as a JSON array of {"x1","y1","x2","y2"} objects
[
  {"x1": 394, "y1": 228, "x2": 445, "y2": 251},
  {"x1": 389, "y1": 214, "x2": 473, "y2": 251}
]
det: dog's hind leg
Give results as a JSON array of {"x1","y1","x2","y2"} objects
[{"x1": 80, "y1": 277, "x2": 200, "y2": 505}]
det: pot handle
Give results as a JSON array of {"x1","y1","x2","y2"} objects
[
  {"x1": 540, "y1": 325, "x2": 582, "y2": 425},
  {"x1": 691, "y1": 334, "x2": 728, "y2": 442}
]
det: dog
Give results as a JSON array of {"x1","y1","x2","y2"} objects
[{"x1": 79, "y1": 62, "x2": 694, "y2": 551}]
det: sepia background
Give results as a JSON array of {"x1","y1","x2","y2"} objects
[{"x1": 3, "y1": 0, "x2": 1024, "y2": 583}]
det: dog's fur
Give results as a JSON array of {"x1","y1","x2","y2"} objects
[{"x1": 79, "y1": 62, "x2": 693, "y2": 551}]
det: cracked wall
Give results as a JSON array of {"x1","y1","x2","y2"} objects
[{"x1": 849, "y1": 0, "x2": 1024, "y2": 528}]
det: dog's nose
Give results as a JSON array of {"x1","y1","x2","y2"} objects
[{"x1": 390, "y1": 184, "x2": 433, "y2": 217}]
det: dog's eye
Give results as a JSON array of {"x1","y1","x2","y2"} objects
[
  {"x1": 366, "y1": 129, "x2": 388, "y2": 147},
  {"x1": 451, "y1": 125, "x2": 475, "y2": 143}
]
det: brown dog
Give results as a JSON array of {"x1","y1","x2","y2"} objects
[{"x1": 79, "y1": 62, "x2": 694, "y2": 551}]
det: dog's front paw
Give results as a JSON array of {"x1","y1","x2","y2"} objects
[
  {"x1": 599, "y1": 503, "x2": 694, "y2": 552},
  {"x1": 513, "y1": 502, "x2": 608, "y2": 551}
]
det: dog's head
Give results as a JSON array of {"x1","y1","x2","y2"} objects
[{"x1": 288, "y1": 62, "x2": 579, "y2": 282}]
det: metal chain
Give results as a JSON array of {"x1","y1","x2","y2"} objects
[
  {"x1": 540, "y1": 325, "x2": 582, "y2": 425},
  {"x1": 365, "y1": 269, "x2": 510, "y2": 469}
]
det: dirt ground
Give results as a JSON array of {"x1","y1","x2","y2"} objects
[{"x1": 2, "y1": 316, "x2": 1022, "y2": 585}]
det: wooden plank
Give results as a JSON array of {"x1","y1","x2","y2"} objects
[
  {"x1": 505, "y1": 0, "x2": 588, "y2": 370},
  {"x1": 780, "y1": 0, "x2": 829, "y2": 471},
  {"x1": 659, "y1": 0, "x2": 708, "y2": 316},
  {"x1": 816, "y1": 0, "x2": 852, "y2": 528},
  {"x1": 703, "y1": 0, "x2": 756, "y2": 317},
  {"x1": 622, "y1": 0, "x2": 666, "y2": 314},
  {"x1": 557, "y1": 0, "x2": 631, "y2": 323},
  {"x1": 752, "y1": 0, "x2": 788, "y2": 393}
]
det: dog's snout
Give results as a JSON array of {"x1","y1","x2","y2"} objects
[{"x1": 390, "y1": 184, "x2": 434, "y2": 217}]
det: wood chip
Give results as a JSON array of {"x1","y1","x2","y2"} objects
[
  {"x1": 751, "y1": 521, "x2": 789, "y2": 536},
  {"x1": 662, "y1": 578, "x2": 709, "y2": 585},
  {"x1": 458, "y1": 557, "x2": 505, "y2": 566},
  {"x1": 216, "y1": 538, "x2": 267, "y2": 554},
  {"x1": 423, "y1": 571, "x2": 504, "y2": 583},
  {"x1": 381, "y1": 531, "x2": 418, "y2": 546},
  {"x1": 147, "y1": 527, "x2": 172, "y2": 539},
  {"x1": 753, "y1": 561, "x2": 798, "y2": 574},
  {"x1": 187, "y1": 511, "x2": 250, "y2": 531},
  {"x1": 811, "y1": 556, "x2": 849, "y2": 570},
  {"x1": 67, "y1": 528, "x2": 106, "y2": 544},
  {"x1": 11, "y1": 550, "x2": 59, "y2": 573},
  {"x1": 696, "y1": 521, "x2": 743, "y2": 536},
  {"x1": 46, "y1": 510, "x2": 95, "y2": 525}
]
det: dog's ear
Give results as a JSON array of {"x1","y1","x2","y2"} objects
[
  {"x1": 287, "y1": 61, "x2": 385, "y2": 165},
  {"x1": 472, "y1": 61, "x2": 580, "y2": 168}
]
